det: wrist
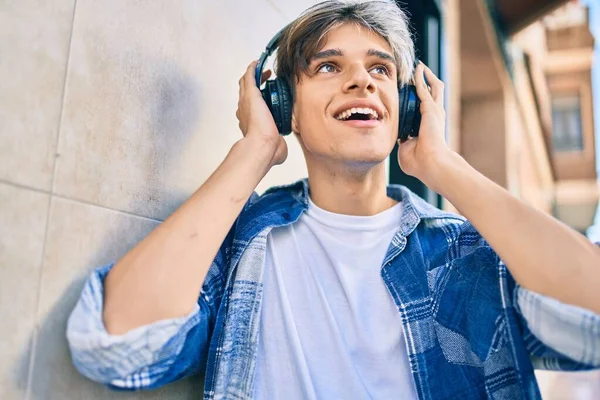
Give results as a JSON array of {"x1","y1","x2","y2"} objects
[
  {"x1": 236, "y1": 135, "x2": 279, "y2": 167},
  {"x1": 422, "y1": 150, "x2": 466, "y2": 195}
]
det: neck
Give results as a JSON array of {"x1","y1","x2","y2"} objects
[{"x1": 306, "y1": 161, "x2": 397, "y2": 216}]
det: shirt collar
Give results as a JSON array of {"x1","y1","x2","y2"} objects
[{"x1": 250, "y1": 178, "x2": 457, "y2": 238}]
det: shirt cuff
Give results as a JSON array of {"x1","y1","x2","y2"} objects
[
  {"x1": 516, "y1": 285, "x2": 600, "y2": 367},
  {"x1": 66, "y1": 263, "x2": 201, "y2": 384}
]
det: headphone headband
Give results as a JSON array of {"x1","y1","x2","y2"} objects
[{"x1": 255, "y1": 26, "x2": 288, "y2": 87}]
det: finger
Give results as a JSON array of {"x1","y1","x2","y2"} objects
[
  {"x1": 422, "y1": 63, "x2": 444, "y2": 108},
  {"x1": 239, "y1": 76, "x2": 244, "y2": 97},
  {"x1": 261, "y1": 70, "x2": 272, "y2": 86},
  {"x1": 414, "y1": 63, "x2": 432, "y2": 103},
  {"x1": 244, "y1": 60, "x2": 259, "y2": 92}
]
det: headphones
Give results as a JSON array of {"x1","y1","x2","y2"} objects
[{"x1": 255, "y1": 26, "x2": 422, "y2": 141}]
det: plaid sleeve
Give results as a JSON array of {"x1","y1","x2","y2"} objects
[
  {"x1": 66, "y1": 192, "x2": 259, "y2": 390},
  {"x1": 66, "y1": 262, "x2": 211, "y2": 390},
  {"x1": 515, "y1": 285, "x2": 600, "y2": 370}
]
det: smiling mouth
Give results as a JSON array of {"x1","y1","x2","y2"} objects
[
  {"x1": 344, "y1": 114, "x2": 374, "y2": 121},
  {"x1": 332, "y1": 106, "x2": 385, "y2": 129},
  {"x1": 336, "y1": 117, "x2": 381, "y2": 128},
  {"x1": 334, "y1": 108, "x2": 381, "y2": 121}
]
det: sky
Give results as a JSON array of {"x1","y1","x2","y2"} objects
[{"x1": 581, "y1": 0, "x2": 600, "y2": 238}]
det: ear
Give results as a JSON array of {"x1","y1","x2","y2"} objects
[{"x1": 291, "y1": 107, "x2": 299, "y2": 133}]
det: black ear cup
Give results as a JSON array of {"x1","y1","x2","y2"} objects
[
  {"x1": 260, "y1": 78, "x2": 293, "y2": 135},
  {"x1": 276, "y1": 78, "x2": 293, "y2": 135},
  {"x1": 398, "y1": 84, "x2": 421, "y2": 141}
]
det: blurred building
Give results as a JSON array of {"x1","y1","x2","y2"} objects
[
  {"x1": 394, "y1": 0, "x2": 598, "y2": 236},
  {"x1": 539, "y1": 1, "x2": 598, "y2": 233}
]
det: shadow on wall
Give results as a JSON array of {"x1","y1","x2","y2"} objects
[{"x1": 14, "y1": 59, "x2": 206, "y2": 399}]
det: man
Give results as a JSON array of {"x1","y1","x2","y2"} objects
[{"x1": 66, "y1": 1, "x2": 600, "y2": 399}]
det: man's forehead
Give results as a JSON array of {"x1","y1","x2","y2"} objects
[
  {"x1": 323, "y1": 23, "x2": 392, "y2": 47},
  {"x1": 311, "y1": 24, "x2": 395, "y2": 62}
]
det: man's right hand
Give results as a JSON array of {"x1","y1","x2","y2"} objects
[{"x1": 236, "y1": 61, "x2": 288, "y2": 166}]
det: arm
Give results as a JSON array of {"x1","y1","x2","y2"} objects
[
  {"x1": 399, "y1": 62, "x2": 600, "y2": 315},
  {"x1": 434, "y1": 160, "x2": 600, "y2": 368},
  {"x1": 66, "y1": 61, "x2": 288, "y2": 389},
  {"x1": 67, "y1": 263, "x2": 213, "y2": 388},
  {"x1": 430, "y1": 153, "x2": 600, "y2": 315},
  {"x1": 103, "y1": 61, "x2": 287, "y2": 334},
  {"x1": 67, "y1": 133, "x2": 276, "y2": 388},
  {"x1": 103, "y1": 136, "x2": 274, "y2": 334},
  {"x1": 515, "y1": 286, "x2": 600, "y2": 369}
]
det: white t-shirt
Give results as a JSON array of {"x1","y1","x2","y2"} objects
[{"x1": 254, "y1": 196, "x2": 418, "y2": 399}]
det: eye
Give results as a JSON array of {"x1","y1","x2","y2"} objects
[
  {"x1": 316, "y1": 62, "x2": 337, "y2": 73},
  {"x1": 371, "y1": 64, "x2": 390, "y2": 76}
]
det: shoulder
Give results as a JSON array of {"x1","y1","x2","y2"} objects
[
  {"x1": 388, "y1": 183, "x2": 468, "y2": 237},
  {"x1": 241, "y1": 179, "x2": 308, "y2": 211},
  {"x1": 388, "y1": 184, "x2": 463, "y2": 223},
  {"x1": 231, "y1": 179, "x2": 308, "y2": 241},
  {"x1": 391, "y1": 185, "x2": 493, "y2": 262},
  {"x1": 259, "y1": 178, "x2": 308, "y2": 205}
]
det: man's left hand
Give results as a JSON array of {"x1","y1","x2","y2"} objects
[{"x1": 397, "y1": 62, "x2": 453, "y2": 193}]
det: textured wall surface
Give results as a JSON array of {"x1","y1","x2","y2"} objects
[{"x1": 0, "y1": 0, "x2": 316, "y2": 398}]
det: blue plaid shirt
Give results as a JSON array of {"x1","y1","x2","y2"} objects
[{"x1": 67, "y1": 178, "x2": 600, "y2": 399}]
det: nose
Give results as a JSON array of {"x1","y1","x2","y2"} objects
[{"x1": 342, "y1": 64, "x2": 376, "y2": 94}]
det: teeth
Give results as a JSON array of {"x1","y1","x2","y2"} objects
[{"x1": 335, "y1": 107, "x2": 379, "y2": 120}]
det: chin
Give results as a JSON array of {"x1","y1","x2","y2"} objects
[
  {"x1": 340, "y1": 149, "x2": 389, "y2": 167},
  {"x1": 346, "y1": 142, "x2": 392, "y2": 161},
  {"x1": 303, "y1": 132, "x2": 393, "y2": 166}
]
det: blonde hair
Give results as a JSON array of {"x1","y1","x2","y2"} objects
[{"x1": 275, "y1": 0, "x2": 415, "y2": 92}]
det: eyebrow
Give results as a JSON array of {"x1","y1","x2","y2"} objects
[
  {"x1": 367, "y1": 48, "x2": 396, "y2": 64},
  {"x1": 310, "y1": 48, "x2": 396, "y2": 64}
]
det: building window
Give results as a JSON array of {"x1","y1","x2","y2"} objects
[{"x1": 551, "y1": 95, "x2": 583, "y2": 152}]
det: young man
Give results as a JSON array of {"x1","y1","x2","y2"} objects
[{"x1": 67, "y1": 1, "x2": 600, "y2": 399}]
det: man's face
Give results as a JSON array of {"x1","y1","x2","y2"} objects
[{"x1": 291, "y1": 23, "x2": 400, "y2": 169}]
